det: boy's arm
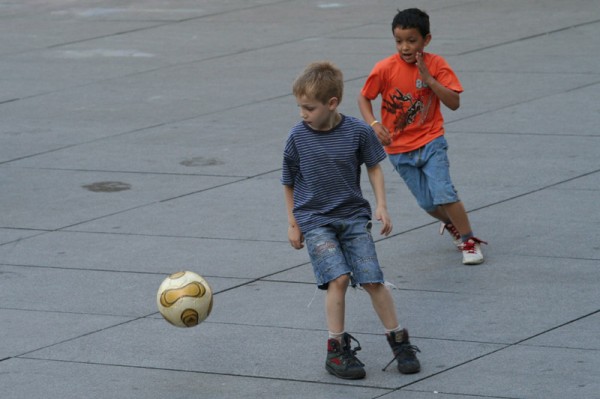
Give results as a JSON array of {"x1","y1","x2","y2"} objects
[
  {"x1": 366, "y1": 164, "x2": 393, "y2": 236},
  {"x1": 283, "y1": 185, "x2": 304, "y2": 249},
  {"x1": 357, "y1": 94, "x2": 392, "y2": 146},
  {"x1": 416, "y1": 52, "x2": 460, "y2": 110}
]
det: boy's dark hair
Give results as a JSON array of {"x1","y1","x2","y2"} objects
[{"x1": 391, "y1": 8, "x2": 430, "y2": 37}]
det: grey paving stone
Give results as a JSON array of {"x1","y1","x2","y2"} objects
[
  {"x1": 0, "y1": 228, "x2": 42, "y2": 245},
  {"x1": 23, "y1": 317, "x2": 504, "y2": 389},
  {"x1": 62, "y1": 174, "x2": 293, "y2": 241},
  {"x1": 523, "y1": 312, "x2": 600, "y2": 350},
  {"x1": 0, "y1": 231, "x2": 306, "y2": 277},
  {"x1": 1, "y1": 357, "x2": 392, "y2": 399},
  {"x1": 0, "y1": 167, "x2": 239, "y2": 230},
  {"x1": 1, "y1": 308, "x2": 132, "y2": 359},
  {"x1": 409, "y1": 344, "x2": 600, "y2": 399}
]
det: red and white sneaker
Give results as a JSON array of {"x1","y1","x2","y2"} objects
[
  {"x1": 460, "y1": 237, "x2": 487, "y2": 265},
  {"x1": 439, "y1": 222, "x2": 462, "y2": 249}
]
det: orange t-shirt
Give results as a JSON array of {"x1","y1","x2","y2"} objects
[{"x1": 361, "y1": 53, "x2": 463, "y2": 154}]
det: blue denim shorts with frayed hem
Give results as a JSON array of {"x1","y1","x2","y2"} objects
[
  {"x1": 388, "y1": 135, "x2": 459, "y2": 212},
  {"x1": 304, "y1": 217, "x2": 384, "y2": 290}
]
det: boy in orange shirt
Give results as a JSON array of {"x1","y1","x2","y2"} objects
[{"x1": 358, "y1": 8, "x2": 486, "y2": 265}]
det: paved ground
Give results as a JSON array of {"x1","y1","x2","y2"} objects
[{"x1": 1, "y1": 1, "x2": 599, "y2": 398}]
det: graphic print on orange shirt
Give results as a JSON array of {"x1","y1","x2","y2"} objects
[{"x1": 382, "y1": 80, "x2": 431, "y2": 139}]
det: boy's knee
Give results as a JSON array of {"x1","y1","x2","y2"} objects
[
  {"x1": 439, "y1": 200, "x2": 460, "y2": 209},
  {"x1": 330, "y1": 273, "x2": 351, "y2": 287},
  {"x1": 361, "y1": 282, "x2": 384, "y2": 293}
]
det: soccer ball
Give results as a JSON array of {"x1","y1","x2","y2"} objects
[{"x1": 156, "y1": 271, "x2": 213, "y2": 327}]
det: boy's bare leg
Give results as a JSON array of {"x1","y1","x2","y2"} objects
[
  {"x1": 439, "y1": 201, "x2": 473, "y2": 237},
  {"x1": 326, "y1": 274, "x2": 350, "y2": 334},
  {"x1": 428, "y1": 201, "x2": 473, "y2": 237},
  {"x1": 427, "y1": 206, "x2": 449, "y2": 222},
  {"x1": 362, "y1": 283, "x2": 399, "y2": 330}
]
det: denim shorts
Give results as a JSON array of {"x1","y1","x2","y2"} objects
[
  {"x1": 388, "y1": 136, "x2": 459, "y2": 212},
  {"x1": 304, "y1": 217, "x2": 384, "y2": 290}
]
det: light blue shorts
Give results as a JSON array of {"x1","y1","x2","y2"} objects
[
  {"x1": 388, "y1": 136, "x2": 459, "y2": 212},
  {"x1": 304, "y1": 217, "x2": 384, "y2": 290}
]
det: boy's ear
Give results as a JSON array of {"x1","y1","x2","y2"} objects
[
  {"x1": 424, "y1": 33, "x2": 432, "y2": 46},
  {"x1": 328, "y1": 97, "x2": 339, "y2": 109}
]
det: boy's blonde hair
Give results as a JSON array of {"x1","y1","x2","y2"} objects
[{"x1": 292, "y1": 61, "x2": 343, "y2": 105}]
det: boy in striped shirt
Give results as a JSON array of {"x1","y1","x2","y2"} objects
[{"x1": 282, "y1": 61, "x2": 420, "y2": 380}]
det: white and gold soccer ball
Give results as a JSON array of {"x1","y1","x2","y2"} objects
[{"x1": 156, "y1": 271, "x2": 213, "y2": 327}]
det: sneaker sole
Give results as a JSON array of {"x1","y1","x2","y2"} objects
[
  {"x1": 326, "y1": 365, "x2": 366, "y2": 380},
  {"x1": 463, "y1": 258, "x2": 484, "y2": 265},
  {"x1": 398, "y1": 365, "x2": 421, "y2": 374}
]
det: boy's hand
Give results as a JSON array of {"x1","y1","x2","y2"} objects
[
  {"x1": 288, "y1": 225, "x2": 305, "y2": 249},
  {"x1": 416, "y1": 52, "x2": 432, "y2": 85},
  {"x1": 372, "y1": 123, "x2": 392, "y2": 146},
  {"x1": 375, "y1": 207, "x2": 393, "y2": 236}
]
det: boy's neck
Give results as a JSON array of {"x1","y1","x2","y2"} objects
[{"x1": 321, "y1": 112, "x2": 341, "y2": 131}]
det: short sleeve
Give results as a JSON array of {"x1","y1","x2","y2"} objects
[
  {"x1": 433, "y1": 56, "x2": 463, "y2": 93},
  {"x1": 281, "y1": 135, "x2": 298, "y2": 186},
  {"x1": 361, "y1": 64, "x2": 384, "y2": 100},
  {"x1": 359, "y1": 126, "x2": 386, "y2": 168}
]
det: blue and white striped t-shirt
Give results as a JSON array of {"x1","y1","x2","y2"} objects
[{"x1": 281, "y1": 114, "x2": 386, "y2": 233}]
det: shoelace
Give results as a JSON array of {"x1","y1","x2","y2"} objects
[
  {"x1": 460, "y1": 237, "x2": 488, "y2": 253},
  {"x1": 342, "y1": 334, "x2": 365, "y2": 367},
  {"x1": 382, "y1": 343, "x2": 421, "y2": 371},
  {"x1": 440, "y1": 222, "x2": 461, "y2": 241}
]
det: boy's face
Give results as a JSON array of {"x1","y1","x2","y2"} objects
[
  {"x1": 296, "y1": 95, "x2": 338, "y2": 131},
  {"x1": 393, "y1": 27, "x2": 431, "y2": 64}
]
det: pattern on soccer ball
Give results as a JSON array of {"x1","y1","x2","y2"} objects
[
  {"x1": 159, "y1": 280, "x2": 207, "y2": 308},
  {"x1": 180, "y1": 308, "x2": 200, "y2": 327}
]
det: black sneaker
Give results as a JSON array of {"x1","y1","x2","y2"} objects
[
  {"x1": 325, "y1": 333, "x2": 366, "y2": 379},
  {"x1": 383, "y1": 329, "x2": 421, "y2": 374}
]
